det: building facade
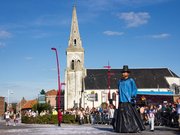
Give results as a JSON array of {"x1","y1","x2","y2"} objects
[
  {"x1": 46, "y1": 89, "x2": 57, "y2": 109},
  {"x1": 84, "y1": 68, "x2": 180, "y2": 108},
  {"x1": 0, "y1": 96, "x2": 5, "y2": 117},
  {"x1": 45, "y1": 89, "x2": 64, "y2": 109}
]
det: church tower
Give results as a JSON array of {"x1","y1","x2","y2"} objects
[{"x1": 64, "y1": 6, "x2": 85, "y2": 109}]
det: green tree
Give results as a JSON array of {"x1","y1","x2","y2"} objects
[
  {"x1": 40, "y1": 89, "x2": 46, "y2": 95},
  {"x1": 32, "y1": 102, "x2": 52, "y2": 114}
]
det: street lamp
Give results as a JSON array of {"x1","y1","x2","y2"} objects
[
  {"x1": 51, "y1": 47, "x2": 62, "y2": 126},
  {"x1": 51, "y1": 48, "x2": 61, "y2": 109},
  {"x1": 7, "y1": 89, "x2": 13, "y2": 109}
]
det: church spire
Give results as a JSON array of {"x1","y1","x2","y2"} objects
[
  {"x1": 65, "y1": 3, "x2": 85, "y2": 110},
  {"x1": 68, "y1": 5, "x2": 82, "y2": 48}
]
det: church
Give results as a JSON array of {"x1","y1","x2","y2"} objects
[{"x1": 64, "y1": 6, "x2": 180, "y2": 110}]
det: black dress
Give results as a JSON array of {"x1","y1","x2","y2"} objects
[{"x1": 113, "y1": 102, "x2": 145, "y2": 133}]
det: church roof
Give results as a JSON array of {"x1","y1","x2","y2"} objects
[{"x1": 84, "y1": 68, "x2": 179, "y2": 90}]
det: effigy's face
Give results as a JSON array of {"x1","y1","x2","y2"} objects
[{"x1": 122, "y1": 72, "x2": 129, "y2": 78}]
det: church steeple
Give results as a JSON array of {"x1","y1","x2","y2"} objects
[
  {"x1": 66, "y1": 5, "x2": 84, "y2": 71},
  {"x1": 65, "y1": 5, "x2": 85, "y2": 109},
  {"x1": 68, "y1": 6, "x2": 83, "y2": 50}
]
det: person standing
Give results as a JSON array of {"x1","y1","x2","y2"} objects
[
  {"x1": 108, "y1": 105, "x2": 115, "y2": 128},
  {"x1": 13, "y1": 113, "x2": 17, "y2": 126},
  {"x1": 147, "y1": 104, "x2": 156, "y2": 131},
  {"x1": 140, "y1": 105, "x2": 145, "y2": 124},
  {"x1": 78, "y1": 108, "x2": 84, "y2": 125},
  {"x1": 58, "y1": 109, "x2": 63, "y2": 127},
  {"x1": 114, "y1": 65, "x2": 145, "y2": 133},
  {"x1": 5, "y1": 111, "x2": 10, "y2": 126}
]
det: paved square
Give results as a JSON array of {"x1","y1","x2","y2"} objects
[{"x1": 0, "y1": 121, "x2": 179, "y2": 135}]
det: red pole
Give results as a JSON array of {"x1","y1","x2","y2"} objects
[
  {"x1": 51, "y1": 48, "x2": 61, "y2": 109},
  {"x1": 51, "y1": 48, "x2": 62, "y2": 125}
]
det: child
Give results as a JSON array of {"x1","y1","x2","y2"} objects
[{"x1": 148, "y1": 105, "x2": 156, "y2": 131}]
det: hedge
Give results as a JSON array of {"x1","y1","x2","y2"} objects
[{"x1": 22, "y1": 114, "x2": 77, "y2": 124}]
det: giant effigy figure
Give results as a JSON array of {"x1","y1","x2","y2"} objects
[{"x1": 114, "y1": 65, "x2": 145, "y2": 133}]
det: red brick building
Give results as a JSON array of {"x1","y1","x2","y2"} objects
[{"x1": 0, "y1": 96, "x2": 5, "y2": 117}]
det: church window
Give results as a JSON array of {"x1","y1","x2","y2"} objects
[
  {"x1": 77, "y1": 60, "x2": 80, "y2": 65},
  {"x1": 77, "y1": 60, "x2": 81, "y2": 69},
  {"x1": 74, "y1": 39, "x2": 76, "y2": 46},
  {"x1": 71, "y1": 60, "x2": 75, "y2": 70}
]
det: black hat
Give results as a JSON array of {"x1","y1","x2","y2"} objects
[{"x1": 121, "y1": 65, "x2": 130, "y2": 73}]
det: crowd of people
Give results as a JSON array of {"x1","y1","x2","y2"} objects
[
  {"x1": 63, "y1": 105, "x2": 115, "y2": 125},
  {"x1": 61, "y1": 100, "x2": 180, "y2": 130},
  {"x1": 139, "y1": 100, "x2": 180, "y2": 130},
  {"x1": 3, "y1": 99, "x2": 180, "y2": 131},
  {"x1": 63, "y1": 99, "x2": 180, "y2": 133}
]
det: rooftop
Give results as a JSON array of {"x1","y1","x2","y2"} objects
[{"x1": 84, "y1": 68, "x2": 179, "y2": 90}]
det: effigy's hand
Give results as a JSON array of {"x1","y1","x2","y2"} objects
[{"x1": 131, "y1": 97, "x2": 136, "y2": 106}]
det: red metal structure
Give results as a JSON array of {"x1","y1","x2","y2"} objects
[
  {"x1": 51, "y1": 48, "x2": 62, "y2": 124},
  {"x1": 104, "y1": 62, "x2": 114, "y2": 104}
]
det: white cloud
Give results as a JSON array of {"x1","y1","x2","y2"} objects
[
  {"x1": 114, "y1": 0, "x2": 171, "y2": 7},
  {"x1": 151, "y1": 33, "x2": 171, "y2": 39},
  {"x1": 103, "y1": 31, "x2": 124, "y2": 36},
  {"x1": 0, "y1": 30, "x2": 11, "y2": 38},
  {"x1": 25, "y1": 57, "x2": 33, "y2": 60},
  {"x1": 135, "y1": 33, "x2": 171, "y2": 39},
  {"x1": 117, "y1": 12, "x2": 150, "y2": 28},
  {"x1": 81, "y1": 0, "x2": 170, "y2": 11}
]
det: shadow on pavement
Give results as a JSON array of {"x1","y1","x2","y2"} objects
[
  {"x1": 93, "y1": 125, "x2": 114, "y2": 132},
  {"x1": 155, "y1": 126, "x2": 179, "y2": 135}
]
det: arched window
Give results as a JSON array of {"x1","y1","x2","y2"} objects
[
  {"x1": 71, "y1": 60, "x2": 74, "y2": 70},
  {"x1": 77, "y1": 60, "x2": 81, "y2": 69},
  {"x1": 74, "y1": 39, "x2": 76, "y2": 46},
  {"x1": 112, "y1": 92, "x2": 116, "y2": 101},
  {"x1": 95, "y1": 93, "x2": 98, "y2": 101}
]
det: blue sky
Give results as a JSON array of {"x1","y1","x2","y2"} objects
[{"x1": 0, "y1": 0, "x2": 180, "y2": 102}]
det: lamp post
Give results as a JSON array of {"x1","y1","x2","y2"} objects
[
  {"x1": 51, "y1": 48, "x2": 62, "y2": 126},
  {"x1": 7, "y1": 89, "x2": 13, "y2": 110},
  {"x1": 51, "y1": 48, "x2": 61, "y2": 109}
]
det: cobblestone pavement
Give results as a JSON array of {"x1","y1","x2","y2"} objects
[{"x1": 0, "y1": 120, "x2": 179, "y2": 135}]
